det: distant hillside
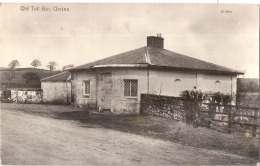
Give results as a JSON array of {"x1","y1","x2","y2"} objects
[
  {"x1": 237, "y1": 78, "x2": 259, "y2": 92},
  {"x1": 0, "y1": 68, "x2": 62, "y2": 89},
  {"x1": 236, "y1": 78, "x2": 259, "y2": 107}
]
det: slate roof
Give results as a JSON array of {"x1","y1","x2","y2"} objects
[
  {"x1": 41, "y1": 71, "x2": 71, "y2": 82},
  {"x1": 69, "y1": 46, "x2": 243, "y2": 75}
]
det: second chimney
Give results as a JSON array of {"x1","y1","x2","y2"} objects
[{"x1": 147, "y1": 33, "x2": 164, "y2": 49}]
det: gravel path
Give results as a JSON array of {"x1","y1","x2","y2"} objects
[{"x1": 1, "y1": 108, "x2": 257, "y2": 165}]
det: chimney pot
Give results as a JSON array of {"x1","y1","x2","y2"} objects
[{"x1": 147, "y1": 34, "x2": 164, "y2": 49}]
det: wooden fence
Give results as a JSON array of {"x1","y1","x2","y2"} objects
[
  {"x1": 200, "y1": 103, "x2": 259, "y2": 136},
  {"x1": 140, "y1": 94, "x2": 259, "y2": 137}
]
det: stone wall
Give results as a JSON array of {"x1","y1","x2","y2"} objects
[
  {"x1": 1, "y1": 89, "x2": 43, "y2": 103},
  {"x1": 71, "y1": 68, "x2": 238, "y2": 114},
  {"x1": 140, "y1": 94, "x2": 185, "y2": 120},
  {"x1": 149, "y1": 70, "x2": 237, "y2": 97},
  {"x1": 71, "y1": 68, "x2": 148, "y2": 114},
  {"x1": 17, "y1": 90, "x2": 43, "y2": 103},
  {"x1": 42, "y1": 82, "x2": 71, "y2": 104}
]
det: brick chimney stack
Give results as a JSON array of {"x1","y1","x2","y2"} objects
[{"x1": 147, "y1": 33, "x2": 164, "y2": 49}]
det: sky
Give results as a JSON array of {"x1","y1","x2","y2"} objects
[{"x1": 0, "y1": 3, "x2": 259, "y2": 78}]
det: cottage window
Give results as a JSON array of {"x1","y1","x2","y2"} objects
[
  {"x1": 83, "y1": 80, "x2": 90, "y2": 96},
  {"x1": 215, "y1": 80, "x2": 221, "y2": 92},
  {"x1": 124, "y1": 80, "x2": 138, "y2": 97},
  {"x1": 174, "y1": 79, "x2": 181, "y2": 88}
]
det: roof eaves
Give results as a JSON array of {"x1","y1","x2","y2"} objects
[
  {"x1": 147, "y1": 65, "x2": 244, "y2": 75},
  {"x1": 91, "y1": 64, "x2": 148, "y2": 68},
  {"x1": 41, "y1": 71, "x2": 68, "y2": 81}
]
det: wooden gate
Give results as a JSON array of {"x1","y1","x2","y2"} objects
[{"x1": 201, "y1": 103, "x2": 259, "y2": 136}]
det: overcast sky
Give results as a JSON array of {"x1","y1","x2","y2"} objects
[{"x1": 0, "y1": 3, "x2": 259, "y2": 78}]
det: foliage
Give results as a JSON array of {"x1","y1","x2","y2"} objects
[
  {"x1": 22, "y1": 72, "x2": 39, "y2": 80},
  {"x1": 8, "y1": 60, "x2": 20, "y2": 69},
  {"x1": 237, "y1": 78, "x2": 259, "y2": 93},
  {"x1": 180, "y1": 90, "x2": 235, "y2": 126},
  {"x1": 4, "y1": 71, "x2": 16, "y2": 84},
  {"x1": 208, "y1": 91, "x2": 235, "y2": 105},
  {"x1": 180, "y1": 90, "x2": 235, "y2": 105},
  {"x1": 62, "y1": 64, "x2": 74, "y2": 71},
  {"x1": 22, "y1": 72, "x2": 40, "y2": 87},
  {"x1": 236, "y1": 93, "x2": 259, "y2": 107},
  {"x1": 180, "y1": 90, "x2": 205, "y2": 102},
  {"x1": 30, "y1": 59, "x2": 42, "y2": 68},
  {"x1": 46, "y1": 61, "x2": 58, "y2": 71}
]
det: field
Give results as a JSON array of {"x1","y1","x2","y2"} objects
[
  {"x1": 0, "y1": 68, "x2": 61, "y2": 88},
  {"x1": 1, "y1": 103, "x2": 259, "y2": 165}
]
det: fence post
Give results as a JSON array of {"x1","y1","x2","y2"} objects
[
  {"x1": 197, "y1": 102, "x2": 201, "y2": 118},
  {"x1": 252, "y1": 109, "x2": 258, "y2": 137},
  {"x1": 228, "y1": 105, "x2": 232, "y2": 134},
  {"x1": 207, "y1": 104, "x2": 211, "y2": 128}
]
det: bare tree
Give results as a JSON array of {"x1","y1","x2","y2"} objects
[
  {"x1": 62, "y1": 64, "x2": 74, "y2": 71},
  {"x1": 30, "y1": 59, "x2": 42, "y2": 68},
  {"x1": 46, "y1": 61, "x2": 58, "y2": 71},
  {"x1": 8, "y1": 60, "x2": 20, "y2": 69}
]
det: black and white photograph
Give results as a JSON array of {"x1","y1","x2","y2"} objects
[{"x1": 0, "y1": 2, "x2": 259, "y2": 165}]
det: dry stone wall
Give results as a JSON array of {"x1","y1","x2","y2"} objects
[{"x1": 140, "y1": 94, "x2": 185, "y2": 120}]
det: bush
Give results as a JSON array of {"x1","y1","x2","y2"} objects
[
  {"x1": 180, "y1": 90, "x2": 236, "y2": 126},
  {"x1": 180, "y1": 90, "x2": 235, "y2": 105},
  {"x1": 180, "y1": 90, "x2": 205, "y2": 102}
]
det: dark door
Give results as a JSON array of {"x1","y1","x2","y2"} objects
[
  {"x1": 98, "y1": 72, "x2": 112, "y2": 110},
  {"x1": 4, "y1": 90, "x2": 11, "y2": 99}
]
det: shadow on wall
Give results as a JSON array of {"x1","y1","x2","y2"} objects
[{"x1": 43, "y1": 99, "x2": 71, "y2": 105}]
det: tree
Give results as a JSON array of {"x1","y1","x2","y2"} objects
[
  {"x1": 30, "y1": 59, "x2": 42, "y2": 68},
  {"x1": 8, "y1": 60, "x2": 20, "y2": 69},
  {"x1": 62, "y1": 64, "x2": 74, "y2": 71},
  {"x1": 46, "y1": 61, "x2": 58, "y2": 71},
  {"x1": 5, "y1": 71, "x2": 16, "y2": 85},
  {"x1": 22, "y1": 72, "x2": 40, "y2": 87}
]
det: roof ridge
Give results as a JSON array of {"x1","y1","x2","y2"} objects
[{"x1": 69, "y1": 46, "x2": 147, "y2": 70}]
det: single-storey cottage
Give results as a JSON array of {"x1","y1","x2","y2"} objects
[
  {"x1": 68, "y1": 34, "x2": 244, "y2": 114},
  {"x1": 41, "y1": 71, "x2": 71, "y2": 104}
]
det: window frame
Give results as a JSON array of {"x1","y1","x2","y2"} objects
[
  {"x1": 83, "y1": 80, "x2": 91, "y2": 97},
  {"x1": 124, "y1": 79, "x2": 138, "y2": 98},
  {"x1": 174, "y1": 78, "x2": 181, "y2": 88},
  {"x1": 215, "y1": 80, "x2": 221, "y2": 92}
]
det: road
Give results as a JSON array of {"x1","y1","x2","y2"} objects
[{"x1": 1, "y1": 108, "x2": 257, "y2": 165}]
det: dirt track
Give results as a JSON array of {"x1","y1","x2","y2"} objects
[{"x1": 1, "y1": 108, "x2": 257, "y2": 165}]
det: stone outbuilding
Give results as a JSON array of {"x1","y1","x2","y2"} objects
[
  {"x1": 68, "y1": 34, "x2": 244, "y2": 114},
  {"x1": 41, "y1": 71, "x2": 71, "y2": 104}
]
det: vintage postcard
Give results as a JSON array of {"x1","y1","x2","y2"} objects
[{"x1": 0, "y1": 3, "x2": 259, "y2": 165}]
